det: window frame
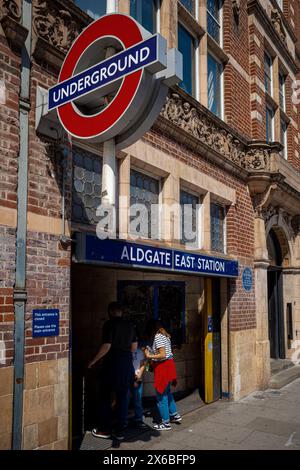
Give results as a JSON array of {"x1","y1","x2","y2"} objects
[
  {"x1": 266, "y1": 105, "x2": 275, "y2": 143},
  {"x1": 130, "y1": 0, "x2": 160, "y2": 34},
  {"x1": 207, "y1": 0, "x2": 223, "y2": 47},
  {"x1": 180, "y1": 187, "x2": 202, "y2": 248},
  {"x1": 207, "y1": 50, "x2": 224, "y2": 119},
  {"x1": 279, "y1": 71, "x2": 286, "y2": 112},
  {"x1": 178, "y1": 21, "x2": 196, "y2": 97},
  {"x1": 264, "y1": 51, "x2": 273, "y2": 97},
  {"x1": 129, "y1": 167, "x2": 161, "y2": 240},
  {"x1": 280, "y1": 119, "x2": 288, "y2": 159},
  {"x1": 210, "y1": 202, "x2": 226, "y2": 254},
  {"x1": 179, "y1": 0, "x2": 196, "y2": 16}
]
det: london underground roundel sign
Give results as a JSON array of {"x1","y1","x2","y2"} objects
[{"x1": 48, "y1": 13, "x2": 181, "y2": 146}]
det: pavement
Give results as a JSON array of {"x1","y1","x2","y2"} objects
[{"x1": 109, "y1": 378, "x2": 300, "y2": 450}]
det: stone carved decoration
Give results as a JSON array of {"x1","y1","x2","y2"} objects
[
  {"x1": 0, "y1": 0, "x2": 28, "y2": 49},
  {"x1": 33, "y1": 0, "x2": 82, "y2": 54},
  {"x1": 252, "y1": 183, "x2": 278, "y2": 218},
  {"x1": 0, "y1": 0, "x2": 21, "y2": 22},
  {"x1": 232, "y1": 0, "x2": 241, "y2": 22},
  {"x1": 161, "y1": 93, "x2": 271, "y2": 171},
  {"x1": 270, "y1": 9, "x2": 286, "y2": 43},
  {"x1": 261, "y1": 204, "x2": 278, "y2": 222},
  {"x1": 291, "y1": 215, "x2": 300, "y2": 237}
]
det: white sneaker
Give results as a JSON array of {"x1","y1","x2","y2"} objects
[{"x1": 153, "y1": 423, "x2": 172, "y2": 431}]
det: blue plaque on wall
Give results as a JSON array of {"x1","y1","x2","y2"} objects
[{"x1": 242, "y1": 267, "x2": 253, "y2": 292}]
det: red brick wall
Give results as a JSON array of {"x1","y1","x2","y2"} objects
[
  {"x1": 283, "y1": 0, "x2": 296, "y2": 35},
  {"x1": 0, "y1": 35, "x2": 20, "y2": 210},
  {"x1": 223, "y1": 0, "x2": 252, "y2": 138},
  {"x1": 0, "y1": 32, "x2": 20, "y2": 370},
  {"x1": 0, "y1": 226, "x2": 16, "y2": 367},
  {"x1": 248, "y1": 23, "x2": 266, "y2": 140},
  {"x1": 24, "y1": 232, "x2": 71, "y2": 364}
]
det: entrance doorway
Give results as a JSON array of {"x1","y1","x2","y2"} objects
[
  {"x1": 268, "y1": 268, "x2": 285, "y2": 359},
  {"x1": 267, "y1": 228, "x2": 285, "y2": 359},
  {"x1": 117, "y1": 281, "x2": 185, "y2": 346},
  {"x1": 71, "y1": 264, "x2": 225, "y2": 447}
]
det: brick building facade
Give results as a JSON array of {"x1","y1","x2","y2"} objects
[{"x1": 1, "y1": 0, "x2": 300, "y2": 450}]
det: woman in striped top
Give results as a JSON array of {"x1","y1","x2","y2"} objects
[{"x1": 144, "y1": 320, "x2": 182, "y2": 431}]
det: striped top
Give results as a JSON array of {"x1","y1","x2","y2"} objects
[{"x1": 152, "y1": 333, "x2": 173, "y2": 362}]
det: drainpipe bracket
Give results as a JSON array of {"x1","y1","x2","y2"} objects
[
  {"x1": 13, "y1": 289, "x2": 27, "y2": 302},
  {"x1": 19, "y1": 98, "x2": 31, "y2": 112}
]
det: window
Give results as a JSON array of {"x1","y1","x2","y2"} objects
[
  {"x1": 178, "y1": 24, "x2": 195, "y2": 96},
  {"x1": 75, "y1": 0, "x2": 106, "y2": 19},
  {"x1": 264, "y1": 52, "x2": 273, "y2": 95},
  {"x1": 130, "y1": 169, "x2": 159, "y2": 239},
  {"x1": 279, "y1": 72, "x2": 286, "y2": 111},
  {"x1": 266, "y1": 106, "x2": 274, "y2": 142},
  {"x1": 180, "y1": 190, "x2": 199, "y2": 245},
  {"x1": 208, "y1": 53, "x2": 222, "y2": 118},
  {"x1": 118, "y1": 281, "x2": 186, "y2": 346},
  {"x1": 210, "y1": 203, "x2": 225, "y2": 253},
  {"x1": 130, "y1": 0, "x2": 157, "y2": 33},
  {"x1": 72, "y1": 147, "x2": 102, "y2": 225},
  {"x1": 207, "y1": 0, "x2": 221, "y2": 44},
  {"x1": 280, "y1": 120, "x2": 287, "y2": 159},
  {"x1": 179, "y1": 0, "x2": 195, "y2": 15}
]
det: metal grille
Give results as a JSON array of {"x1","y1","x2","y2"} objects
[
  {"x1": 180, "y1": 190, "x2": 199, "y2": 245},
  {"x1": 130, "y1": 169, "x2": 159, "y2": 239},
  {"x1": 72, "y1": 147, "x2": 102, "y2": 225},
  {"x1": 210, "y1": 203, "x2": 225, "y2": 253}
]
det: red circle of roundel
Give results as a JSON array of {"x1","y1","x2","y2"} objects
[{"x1": 57, "y1": 14, "x2": 143, "y2": 140}]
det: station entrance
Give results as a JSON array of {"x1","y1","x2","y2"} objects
[{"x1": 70, "y1": 262, "x2": 227, "y2": 447}]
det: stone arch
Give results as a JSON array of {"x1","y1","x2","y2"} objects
[{"x1": 265, "y1": 214, "x2": 294, "y2": 267}]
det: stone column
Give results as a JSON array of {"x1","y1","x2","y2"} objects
[
  {"x1": 118, "y1": 154, "x2": 130, "y2": 239},
  {"x1": 161, "y1": 173, "x2": 180, "y2": 243},
  {"x1": 160, "y1": 0, "x2": 178, "y2": 49},
  {"x1": 199, "y1": 0, "x2": 208, "y2": 108},
  {"x1": 272, "y1": 56, "x2": 281, "y2": 142},
  {"x1": 118, "y1": 0, "x2": 130, "y2": 14},
  {"x1": 254, "y1": 216, "x2": 271, "y2": 389}
]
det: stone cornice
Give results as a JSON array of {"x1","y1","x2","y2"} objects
[
  {"x1": 0, "y1": 0, "x2": 28, "y2": 49},
  {"x1": 159, "y1": 87, "x2": 279, "y2": 175},
  {"x1": 268, "y1": 0, "x2": 297, "y2": 44},
  {"x1": 31, "y1": 0, "x2": 91, "y2": 70},
  {"x1": 247, "y1": 0, "x2": 298, "y2": 74}
]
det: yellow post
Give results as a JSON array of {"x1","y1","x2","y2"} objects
[{"x1": 204, "y1": 278, "x2": 214, "y2": 403}]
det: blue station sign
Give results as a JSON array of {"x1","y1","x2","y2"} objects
[{"x1": 75, "y1": 234, "x2": 239, "y2": 278}]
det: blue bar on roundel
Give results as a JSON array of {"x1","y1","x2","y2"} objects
[{"x1": 48, "y1": 35, "x2": 158, "y2": 111}]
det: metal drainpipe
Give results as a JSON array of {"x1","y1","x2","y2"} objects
[{"x1": 12, "y1": 0, "x2": 32, "y2": 450}]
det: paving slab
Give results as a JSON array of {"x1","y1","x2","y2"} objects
[
  {"x1": 269, "y1": 366, "x2": 300, "y2": 389},
  {"x1": 104, "y1": 378, "x2": 300, "y2": 450}
]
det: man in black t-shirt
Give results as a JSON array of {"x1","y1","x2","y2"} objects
[{"x1": 88, "y1": 302, "x2": 137, "y2": 440}]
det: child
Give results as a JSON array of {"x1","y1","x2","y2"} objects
[{"x1": 132, "y1": 345, "x2": 148, "y2": 429}]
